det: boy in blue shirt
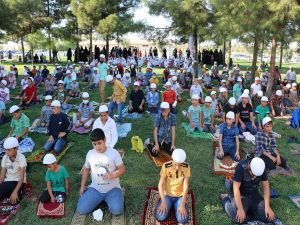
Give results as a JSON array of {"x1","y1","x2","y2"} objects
[
  {"x1": 146, "y1": 83, "x2": 159, "y2": 114},
  {"x1": 218, "y1": 111, "x2": 240, "y2": 162},
  {"x1": 40, "y1": 153, "x2": 69, "y2": 203}
]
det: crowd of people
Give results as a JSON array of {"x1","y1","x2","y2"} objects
[{"x1": 0, "y1": 46, "x2": 299, "y2": 224}]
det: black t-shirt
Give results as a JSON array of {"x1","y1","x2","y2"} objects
[
  {"x1": 130, "y1": 89, "x2": 145, "y2": 106},
  {"x1": 223, "y1": 103, "x2": 238, "y2": 114},
  {"x1": 237, "y1": 102, "x2": 253, "y2": 123},
  {"x1": 233, "y1": 160, "x2": 268, "y2": 196}
]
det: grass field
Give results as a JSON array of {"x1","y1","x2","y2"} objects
[{"x1": 0, "y1": 62, "x2": 300, "y2": 225}]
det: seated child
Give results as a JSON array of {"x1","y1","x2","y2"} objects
[
  {"x1": 290, "y1": 101, "x2": 300, "y2": 132},
  {"x1": 77, "y1": 128, "x2": 125, "y2": 215},
  {"x1": 19, "y1": 77, "x2": 37, "y2": 108},
  {"x1": 70, "y1": 77, "x2": 80, "y2": 98},
  {"x1": 156, "y1": 149, "x2": 190, "y2": 224},
  {"x1": 290, "y1": 83, "x2": 298, "y2": 107},
  {"x1": 146, "y1": 102, "x2": 176, "y2": 157},
  {"x1": 40, "y1": 153, "x2": 69, "y2": 203},
  {"x1": 63, "y1": 71, "x2": 72, "y2": 94},
  {"x1": 121, "y1": 73, "x2": 131, "y2": 89},
  {"x1": 255, "y1": 96, "x2": 270, "y2": 131},
  {"x1": 222, "y1": 97, "x2": 238, "y2": 124},
  {"x1": 187, "y1": 95, "x2": 202, "y2": 132},
  {"x1": 146, "y1": 83, "x2": 159, "y2": 114},
  {"x1": 39, "y1": 95, "x2": 53, "y2": 127},
  {"x1": 44, "y1": 100, "x2": 70, "y2": 154},
  {"x1": 218, "y1": 111, "x2": 240, "y2": 161},
  {"x1": 256, "y1": 117, "x2": 288, "y2": 170},
  {"x1": 201, "y1": 96, "x2": 215, "y2": 133},
  {"x1": 0, "y1": 137, "x2": 27, "y2": 204},
  {"x1": 44, "y1": 74, "x2": 54, "y2": 96},
  {"x1": 7, "y1": 105, "x2": 30, "y2": 142},
  {"x1": 7, "y1": 71, "x2": 16, "y2": 89},
  {"x1": 270, "y1": 90, "x2": 286, "y2": 117},
  {"x1": 218, "y1": 87, "x2": 228, "y2": 114},
  {"x1": 54, "y1": 80, "x2": 69, "y2": 111},
  {"x1": 128, "y1": 82, "x2": 145, "y2": 114},
  {"x1": 75, "y1": 92, "x2": 94, "y2": 129},
  {"x1": 0, "y1": 80, "x2": 9, "y2": 102},
  {"x1": 189, "y1": 79, "x2": 203, "y2": 99},
  {"x1": 211, "y1": 91, "x2": 220, "y2": 117},
  {"x1": 220, "y1": 157, "x2": 279, "y2": 224},
  {"x1": 0, "y1": 100, "x2": 6, "y2": 124},
  {"x1": 251, "y1": 90, "x2": 263, "y2": 111}
]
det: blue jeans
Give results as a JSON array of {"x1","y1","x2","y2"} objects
[
  {"x1": 155, "y1": 195, "x2": 188, "y2": 224},
  {"x1": 109, "y1": 101, "x2": 124, "y2": 124},
  {"x1": 220, "y1": 142, "x2": 238, "y2": 161},
  {"x1": 44, "y1": 138, "x2": 66, "y2": 154},
  {"x1": 77, "y1": 187, "x2": 124, "y2": 215},
  {"x1": 238, "y1": 121, "x2": 257, "y2": 135}
]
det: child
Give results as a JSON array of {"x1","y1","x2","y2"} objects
[
  {"x1": 40, "y1": 153, "x2": 69, "y2": 203},
  {"x1": 162, "y1": 82, "x2": 177, "y2": 114},
  {"x1": 255, "y1": 96, "x2": 270, "y2": 131},
  {"x1": 75, "y1": 92, "x2": 94, "y2": 129},
  {"x1": 146, "y1": 83, "x2": 159, "y2": 114},
  {"x1": 218, "y1": 111, "x2": 240, "y2": 161},
  {"x1": 233, "y1": 77, "x2": 243, "y2": 100},
  {"x1": 256, "y1": 117, "x2": 288, "y2": 171},
  {"x1": 20, "y1": 77, "x2": 37, "y2": 108},
  {"x1": 290, "y1": 101, "x2": 300, "y2": 132},
  {"x1": 54, "y1": 80, "x2": 69, "y2": 111},
  {"x1": 146, "y1": 102, "x2": 176, "y2": 157},
  {"x1": 86, "y1": 67, "x2": 99, "y2": 90},
  {"x1": 190, "y1": 79, "x2": 203, "y2": 99},
  {"x1": 0, "y1": 137, "x2": 27, "y2": 203},
  {"x1": 7, "y1": 71, "x2": 16, "y2": 89},
  {"x1": 251, "y1": 90, "x2": 263, "y2": 111},
  {"x1": 290, "y1": 83, "x2": 298, "y2": 106},
  {"x1": 222, "y1": 97, "x2": 238, "y2": 124},
  {"x1": 20, "y1": 72, "x2": 29, "y2": 96},
  {"x1": 76, "y1": 128, "x2": 125, "y2": 215},
  {"x1": 44, "y1": 74, "x2": 54, "y2": 96},
  {"x1": 204, "y1": 72, "x2": 211, "y2": 89},
  {"x1": 39, "y1": 95, "x2": 53, "y2": 127},
  {"x1": 188, "y1": 94, "x2": 202, "y2": 132},
  {"x1": 63, "y1": 70, "x2": 72, "y2": 94},
  {"x1": 156, "y1": 149, "x2": 190, "y2": 224},
  {"x1": 201, "y1": 96, "x2": 215, "y2": 133},
  {"x1": 7, "y1": 105, "x2": 30, "y2": 142},
  {"x1": 70, "y1": 77, "x2": 80, "y2": 98},
  {"x1": 121, "y1": 73, "x2": 131, "y2": 89},
  {"x1": 149, "y1": 73, "x2": 159, "y2": 86},
  {"x1": 0, "y1": 100, "x2": 6, "y2": 124},
  {"x1": 218, "y1": 87, "x2": 228, "y2": 113},
  {"x1": 0, "y1": 80, "x2": 9, "y2": 102},
  {"x1": 211, "y1": 91, "x2": 219, "y2": 116}
]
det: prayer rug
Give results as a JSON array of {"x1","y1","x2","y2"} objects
[
  {"x1": 268, "y1": 166, "x2": 295, "y2": 177},
  {"x1": 288, "y1": 193, "x2": 300, "y2": 210},
  {"x1": 212, "y1": 141, "x2": 239, "y2": 176},
  {"x1": 181, "y1": 123, "x2": 214, "y2": 140},
  {"x1": 142, "y1": 188, "x2": 196, "y2": 225},
  {"x1": 26, "y1": 142, "x2": 74, "y2": 163},
  {"x1": 117, "y1": 123, "x2": 132, "y2": 138},
  {"x1": 122, "y1": 105, "x2": 142, "y2": 119},
  {"x1": 0, "y1": 200, "x2": 20, "y2": 225},
  {"x1": 71, "y1": 125, "x2": 92, "y2": 134},
  {"x1": 28, "y1": 118, "x2": 48, "y2": 134},
  {"x1": 146, "y1": 150, "x2": 172, "y2": 167},
  {"x1": 36, "y1": 202, "x2": 65, "y2": 218}
]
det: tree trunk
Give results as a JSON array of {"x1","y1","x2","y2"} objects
[
  {"x1": 105, "y1": 35, "x2": 109, "y2": 60},
  {"x1": 223, "y1": 37, "x2": 226, "y2": 65},
  {"x1": 279, "y1": 41, "x2": 284, "y2": 69},
  {"x1": 228, "y1": 40, "x2": 232, "y2": 67},
  {"x1": 251, "y1": 35, "x2": 259, "y2": 83},
  {"x1": 192, "y1": 28, "x2": 198, "y2": 79},
  {"x1": 266, "y1": 37, "x2": 277, "y2": 97},
  {"x1": 89, "y1": 27, "x2": 93, "y2": 61},
  {"x1": 260, "y1": 37, "x2": 265, "y2": 63},
  {"x1": 76, "y1": 23, "x2": 79, "y2": 63},
  {"x1": 21, "y1": 36, "x2": 25, "y2": 63}
]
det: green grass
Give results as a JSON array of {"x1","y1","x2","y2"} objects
[{"x1": 0, "y1": 63, "x2": 300, "y2": 225}]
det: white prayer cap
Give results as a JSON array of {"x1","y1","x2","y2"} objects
[
  {"x1": 4, "y1": 137, "x2": 19, "y2": 149},
  {"x1": 43, "y1": 153, "x2": 57, "y2": 164},
  {"x1": 51, "y1": 100, "x2": 61, "y2": 107},
  {"x1": 9, "y1": 105, "x2": 20, "y2": 113},
  {"x1": 172, "y1": 149, "x2": 186, "y2": 163},
  {"x1": 99, "y1": 105, "x2": 108, "y2": 113},
  {"x1": 250, "y1": 157, "x2": 265, "y2": 176}
]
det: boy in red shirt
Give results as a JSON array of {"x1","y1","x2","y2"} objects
[
  {"x1": 162, "y1": 82, "x2": 177, "y2": 114},
  {"x1": 20, "y1": 77, "x2": 37, "y2": 108}
]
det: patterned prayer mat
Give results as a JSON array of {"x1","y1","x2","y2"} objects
[
  {"x1": 36, "y1": 202, "x2": 65, "y2": 218},
  {"x1": 212, "y1": 141, "x2": 238, "y2": 176},
  {"x1": 142, "y1": 188, "x2": 196, "y2": 225},
  {"x1": 26, "y1": 142, "x2": 74, "y2": 163},
  {"x1": 71, "y1": 125, "x2": 92, "y2": 134},
  {"x1": 181, "y1": 123, "x2": 214, "y2": 140},
  {"x1": 117, "y1": 123, "x2": 132, "y2": 138},
  {"x1": 146, "y1": 149, "x2": 172, "y2": 167},
  {"x1": 0, "y1": 199, "x2": 20, "y2": 225}
]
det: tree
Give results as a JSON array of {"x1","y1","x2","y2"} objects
[
  {"x1": 146, "y1": 0, "x2": 208, "y2": 76},
  {"x1": 71, "y1": 0, "x2": 139, "y2": 60}
]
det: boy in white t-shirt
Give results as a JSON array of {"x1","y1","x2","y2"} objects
[
  {"x1": 77, "y1": 128, "x2": 125, "y2": 215},
  {"x1": 0, "y1": 137, "x2": 27, "y2": 203}
]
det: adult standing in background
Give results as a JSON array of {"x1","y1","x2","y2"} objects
[{"x1": 98, "y1": 54, "x2": 108, "y2": 103}]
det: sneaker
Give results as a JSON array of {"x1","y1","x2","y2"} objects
[{"x1": 144, "y1": 138, "x2": 150, "y2": 149}]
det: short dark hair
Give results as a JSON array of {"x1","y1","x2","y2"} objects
[{"x1": 90, "y1": 128, "x2": 105, "y2": 142}]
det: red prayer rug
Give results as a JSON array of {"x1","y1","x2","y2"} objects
[
  {"x1": 0, "y1": 199, "x2": 20, "y2": 225},
  {"x1": 36, "y1": 202, "x2": 65, "y2": 218}
]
